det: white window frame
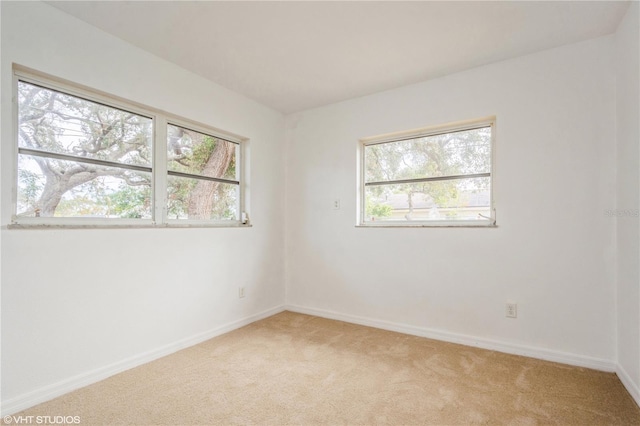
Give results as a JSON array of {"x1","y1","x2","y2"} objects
[
  {"x1": 11, "y1": 66, "x2": 249, "y2": 228},
  {"x1": 164, "y1": 119, "x2": 244, "y2": 226},
  {"x1": 357, "y1": 117, "x2": 496, "y2": 228}
]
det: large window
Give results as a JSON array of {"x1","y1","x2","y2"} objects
[
  {"x1": 13, "y1": 69, "x2": 246, "y2": 227},
  {"x1": 359, "y1": 118, "x2": 495, "y2": 226}
]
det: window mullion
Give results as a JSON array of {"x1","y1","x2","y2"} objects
[
  {"x1": 167, "y1": 170, "x2": 239, "y2": 185},
  {"x1": 154, "y1": 115, "x2": 168, "y2": 225},
  {"x1": 18, "y1": 147, "x2": 152, "y2": 173},
  {"x1": 365, "y1": 172, "x2": 491, "y2": 187}
]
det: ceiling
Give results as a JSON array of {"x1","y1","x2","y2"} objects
[{"x1": 47, "y1": 1, "x2": 630, "y2": 114}]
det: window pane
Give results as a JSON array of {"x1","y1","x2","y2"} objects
[
  {"x1": 18, "y1": 81, "x2": 152, "y2": 167},
  {"x1": 365, "y1": 127, "x2": 491, "y2": 183},
  {"x1": 167, "y1": 176, "x2": 238, "y2": 221},
  {"x1": 167, "y1": 124, "x2": 237, "y2": 180},
  {"x1": 364, "y1": 177, "x2": 490, "y2": 222},
  {"x1": 17, "y1": 154, "x2": 151, "y2": 218}
]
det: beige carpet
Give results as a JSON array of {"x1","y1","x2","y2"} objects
[{"x1": 8, "y1": 311, "x2": 640, "y2": 425}]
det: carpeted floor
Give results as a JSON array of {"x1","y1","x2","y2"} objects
[{"x1": 8, "y1": 311, "x2": 640, "y2": 425}]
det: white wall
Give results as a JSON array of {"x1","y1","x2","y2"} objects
[
  {"x1": 615, "y1": 1, "x2": 640, "y2": 401},
  {"x1": 285, "y1": 36, "x2": 617, "y2": 367},
  {"x1": 1, "y1": 1, "x2": 285, "y2": 410}
]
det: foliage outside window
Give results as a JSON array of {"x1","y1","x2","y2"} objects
[
  {"x1": 166, "y1": 124, "x2": 239, "y2": 221},
  {"x1": 360, "y1": 118, "x2": 495, "y2": 226},
  {"x1": 14, "y1": 71, "x2": 245, "y2": 226}
]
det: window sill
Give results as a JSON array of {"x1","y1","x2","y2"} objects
[
  {"x1": 7, "y1": 222, "x2": 253, "y2": 230},
  {"x1": 356, "y1": 222, "x2": 497, "y2": 228}
]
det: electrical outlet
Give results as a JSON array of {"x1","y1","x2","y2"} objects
[
  {"x1": 239, "y1": 287, "x2": 245, "y2": 298},
  {"x1": 333, "y1": 199, "x2": 341, "y2": 210},
  {"x1": 506, "y1": 303, "x2": 517, "y2": 318}
]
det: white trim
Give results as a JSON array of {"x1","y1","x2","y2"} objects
[
  {"x1": 356, "y1": 220, "x2": 496, "y2": 228},
  {"x1": 6, "y1": 222, "x2": 251, "y2": 230},
  {"x1": 0, "y1": 305, "x2": 285, "y2": 416},
  {"x1": 11, "y1": 70, "x2": 20, "y2": 223},
  {"x1": 238, "y1": 140, "x2": 247, "y2": 223},
  {"x1": 617, "y1": 364, "x2": 640, "y2": 408},
  {"x1": 13, "y1": 65, "x2": 247, "y2": 143},
  {"x1": 2, "y1": 305, "x2": 629, "y2": 416},
  {"x1": 10, "y1": 217, "x2": 155, "y2": 227},
  {"x1": 360, "y1": 116, "x2": 496, "y2": 145},
  {"x1": 14, "y1": 68, "x2": 157, "y2": 120},
  {"x1": 285, "y1": 304, "x2": 616, "y2": 372},
  {"x1": 166, "y1": 119, "x2": 243, "y2": 146},
  {"x1": 356, "y1": 134, "x2": 364, "y2": 225}
]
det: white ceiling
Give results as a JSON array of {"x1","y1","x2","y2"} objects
[{"x1": 47, "y1": 1, "x2": 630, "y2": 114}]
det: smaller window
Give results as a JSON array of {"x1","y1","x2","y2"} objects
[
  {"x1": 166, "y1": 123, "x2": 240, "y2": 221},
  {"x1": 359, "y1": 117, "x2": 495, "y2": 227}
]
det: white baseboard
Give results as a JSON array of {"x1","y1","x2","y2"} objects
[
  {"x1": 1, "y1": 305, "x2": 285, "y2": 416},
  {"x1": 4, "y1": 304, "x2": 627, "y2": 416},
  {"x1": 617, "y1": 364, "x2": 640, "y2": 408},
  {"x1": 285, "y1": 304, "x2": 617, "y2": 372}
]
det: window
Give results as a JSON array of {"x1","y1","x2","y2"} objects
[
  {"x1": 359, "y1": 117, "x2": 495, "y2": 227},
  {"x1": 13, "y1": 68, "x2": 246, "y2": 227},
  {"x1": 166, "y1": 124, "x2": 240, "y2": 221}
]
